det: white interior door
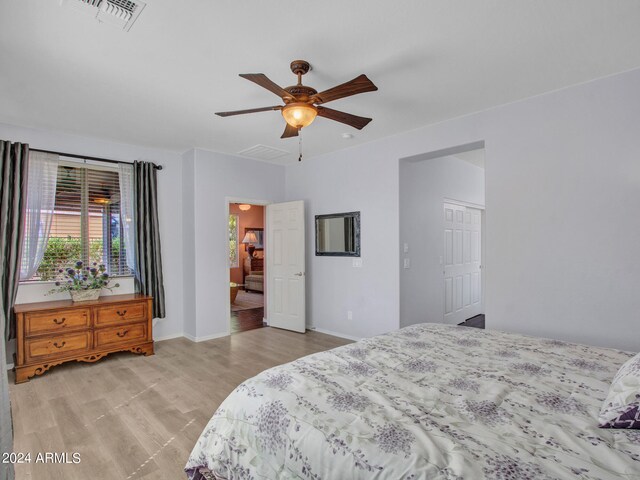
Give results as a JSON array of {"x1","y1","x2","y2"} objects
[
  {"x1": 443, "y1": 202, "x2": 483, "y2": 324},
  {"x1": 266, "y1": 200, "x2": 306, "y2": 333}
]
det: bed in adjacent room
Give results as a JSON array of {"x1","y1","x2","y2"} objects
[{"x1": 185, "y1": 324, "x2": 640, "y2": 479}]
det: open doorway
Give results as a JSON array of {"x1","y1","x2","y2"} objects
[
  {"x1": 229, "y1": 202, "x2": 266, "y2": 333},
  {"x1": 399, "y1": 145, "x2": 486, "y2": 329}
]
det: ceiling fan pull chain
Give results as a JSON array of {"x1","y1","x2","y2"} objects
[{"x1": 298, "y1": 129, "x2": 303, "y2": 162}]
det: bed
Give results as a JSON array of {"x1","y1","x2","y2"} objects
[{"x1": 185, "y1": 323, "x2": 640, "y2": 479}]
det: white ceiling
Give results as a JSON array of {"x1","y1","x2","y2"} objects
[{"x1": 1, "y1": 1, "x2": 640, "y2": 164}]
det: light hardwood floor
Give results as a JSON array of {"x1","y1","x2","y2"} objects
[{"x1": 8, "y1": 327, "x2": 351, "y2": 480}]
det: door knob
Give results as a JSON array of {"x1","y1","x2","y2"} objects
[{"x1": 294, "y1": 272, "x2": 304, "y2": 276}]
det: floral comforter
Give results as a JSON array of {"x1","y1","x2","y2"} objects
[{"x1": 185, "y1": 324, "x2": 640, "y2": 479}]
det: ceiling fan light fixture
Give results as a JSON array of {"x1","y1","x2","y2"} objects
[{"x1": 281, "y1": 103, "x2": 317, "y2": 129}]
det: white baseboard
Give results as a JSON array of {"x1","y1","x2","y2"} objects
[
  {"x1": 153, "y1": 332, "x2": 185, "y2": 342},
  {"x1": 183, "y1": 332, "x2": 196, "y2": 342},
  {"x1": 183, "y1": 331, "x2": 229, "y2": 343},
  {"x1": 6, "y1": 363, "x2": 14, "y2": 371},
  {"x1": 156, "y1": 331, "x2": 230, "y2": 343},
  {"x1": 308, "y1": 327, "x2": 362, "y2": 342}
]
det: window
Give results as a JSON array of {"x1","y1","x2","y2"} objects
[
  {"x1": 229, "y1": 214, "x2": 239, "y2": 268},
  {"x1": 23, "y1": 162, "x2": 132, "y2": 281}
]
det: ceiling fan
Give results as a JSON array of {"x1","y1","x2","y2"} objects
[{"x1": 215, "y1": 60, "x2": 378, "y2": 139}]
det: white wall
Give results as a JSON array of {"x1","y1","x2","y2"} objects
[
  {"x1": 399, "y1": 155, "x2": 485, "y2": 328},
  {"x1": 0, "y1": 125, "x2": 286, "y2": 357},
  {"x1": 0, "y1": 122, "x2": 185, "y2": 344},
  {"x1": 181, "y1": 149, "x2": 197, "y2": 340},
  {"x1": 4, "y1": 67, "x2": 640, "y2": 352},
  {"x1": 286, "y1": 67, "x2": 640, "y2": 352},
  {"x1": 483, "y1": 72, "x2": 640, "y2": 351},
  {"x1": 286, "y1": 149, "x2": 401, "y2": 340},
  {"x1": 189, "y1": 149, "x2": 285, "y2": 340}
]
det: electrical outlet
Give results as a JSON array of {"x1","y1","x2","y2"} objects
[
  {"x1": 347, "y1": 311, "x2": 353, "y2": 320},
  {"x1": 404, "y1": 258, "x2": 410, "y2": 269},
  {"x1": 352, "y1": 258, "x2": 363, "y2": 268},
  {"x1": 404, "y1": 243, "x2": 409, "y2": 253}
]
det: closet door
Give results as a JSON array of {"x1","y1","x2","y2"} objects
[{"x1": 443, "y1": 202, "x2": 482, "y2": 324}]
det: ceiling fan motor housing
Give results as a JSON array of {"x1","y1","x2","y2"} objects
[
  {"x1": 284, "y1": 85, "x2": 317, "y2": 103},
  {"x1": 290, "y1": 60, "x2": 311, "y2": 76}
]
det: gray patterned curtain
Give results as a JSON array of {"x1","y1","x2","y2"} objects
[
  {"x1": 0, "y1": 140, "x2": 28, "y2": 480},
  {"x1": 133, "y1": 161, "x2": 165, "y2": 318}
]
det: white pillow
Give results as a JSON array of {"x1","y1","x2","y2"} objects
[{"x1": 599, "y1": 352, "x2": 640, "y2": 429}]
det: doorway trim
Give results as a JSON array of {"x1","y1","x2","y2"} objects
[
  {"x1": 398, "y1": 140, "x2": 488, "y2": 330},
  {"x1": 225, "y1": 196, "x2": 272, "y2": 334},
  {"x1": 443, "y1": 198, "x2": 485, "y2": 211}
]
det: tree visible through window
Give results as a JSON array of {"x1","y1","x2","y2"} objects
[
  {"x1": 25, "y1": 163, "x2": 132, "y2": 281},
  {"x1": 229, "y1": 214, "x2": 239, "y2": 268}
]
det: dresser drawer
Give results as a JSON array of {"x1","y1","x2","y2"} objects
[
  {"x1": 25, "y1": 332, "x2": 91, "y2": 362},
  {"x1": 95, "y1": 302, "x2": 147, "y2": 327},
  {"x1": 25, "y1": 309, "x2": 90, "y2": 337},
  {"x1": 95, "y1": 323, "x2": 147, "y2": 348}
]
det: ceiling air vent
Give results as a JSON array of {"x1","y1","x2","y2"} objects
[
  {"x1": 62, "y1": 0, "x2": 146, "y2": 31},
  {"x1": 238, "y1": 145, "x2": 291, "y2": 162}
]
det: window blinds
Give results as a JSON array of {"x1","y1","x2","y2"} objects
[{"x1": 28, "y1": 161, "x2": 132, "y2": 281}]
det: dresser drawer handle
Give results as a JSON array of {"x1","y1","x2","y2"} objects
[
  {"x1": 52, "y1": 317, "x2": 66, "y2": 325},
  {"x1": 116, "y1": 310, "x2": 127, "y2": 317},
  {"x1": 53, "y1": 341, "x2": 66, "y2": 349},
  {"x1": 116, "y1": 330, "x2": 129, "y2": 338}
]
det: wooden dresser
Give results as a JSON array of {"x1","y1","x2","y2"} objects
[{"x1": 14, "y1": 293, "x2": 154, "y2": 383}]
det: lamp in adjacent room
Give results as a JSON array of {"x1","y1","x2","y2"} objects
[
  {"x1": 238, "y1": 204, "x2": 251, "y2": 211},
  {"x1": 242, "y1": 231, "x2": 259, "y2": 257}
]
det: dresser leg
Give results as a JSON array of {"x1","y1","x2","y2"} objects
[
  {"x1": 14, "y1": 367, "x2": 30, "y2": 384},
  {"x1": 128, "y1": 342, "x2": 154, "y2": 357},
  {"x1": 14, "y1": 362, "x2": 63, "y2": 384}
]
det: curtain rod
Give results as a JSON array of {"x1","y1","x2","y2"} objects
[{"x1": 30, "y1": 148, "x2": 163, "y2": 171}]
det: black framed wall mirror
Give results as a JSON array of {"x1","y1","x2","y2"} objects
[{"x1": 315, "y1": 211, "x2": 360, "y2": 257}]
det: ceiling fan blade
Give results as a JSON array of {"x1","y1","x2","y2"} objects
[
  {"x1": 215, "y1": 106, "x2": 282, "y2": 117},
  {"x1": 312, "y1": 74, "x2": 378, "y2": 105},
  {"x1": 316, "y1": 106, "x2": 372, "y2": 130},
  {"x1": 281, "y1": 123, "x2": 299, "y2": 139},
  {"x1": 240, "y1": 73, "x2": 294, "y2": 100}
]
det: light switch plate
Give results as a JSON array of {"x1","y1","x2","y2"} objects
[
  {"x1": 403, "y1": 243, "x2": 409, "y2": 253},
  {"x1": 404, "y1": 258, "x2": 410, "y2": 269}
]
